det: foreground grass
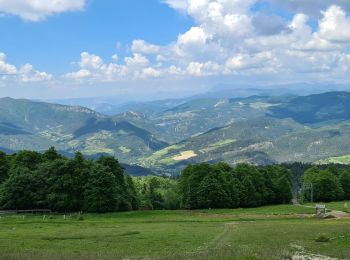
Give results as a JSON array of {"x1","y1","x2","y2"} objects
[{"x1": 0, "y1": 204, "x2": 349, "y2": 259}]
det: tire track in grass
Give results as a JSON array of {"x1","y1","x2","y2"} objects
[{"x1": 207, "y1": 222, "x2": 238, "y2": 249}]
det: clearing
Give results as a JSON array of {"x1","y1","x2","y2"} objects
[{"x1": 0, "y1": 203, "x2": 349, "y2": 259}]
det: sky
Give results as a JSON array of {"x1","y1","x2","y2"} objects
[{"x1": 1, "y1": 0, "x2": 350, "y2": 100}]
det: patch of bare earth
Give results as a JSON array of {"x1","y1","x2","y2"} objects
[
  {"x1": 330, "y1": 210, "x2": 350, "y2": 219},
  {"x1": 291, "y1": 245, "x2": 337, "y2": 260}
]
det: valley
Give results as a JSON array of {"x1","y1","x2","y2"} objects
[{"x1": 1, "y1": 91, "x2": 350, "y2": 174}]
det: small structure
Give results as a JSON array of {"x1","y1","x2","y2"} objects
[{"x1": 315, "y1": 204, "x2": 327, "y2": 216}]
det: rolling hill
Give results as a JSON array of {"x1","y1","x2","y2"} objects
[
  {"x1": 141, "y1": 118, "x2": 350, "y2": 171},
  {"x1": 0, "y1": 97, "x2": 168, "y2": 163},
  {"x1": 1, "y1": 91, "x2": 350, "y2": 174},
  {"x1": 269, "y1": 92, "x2": 350, "y2": 124}
]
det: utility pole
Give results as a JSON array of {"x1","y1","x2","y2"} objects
[{"x1": 301, "y1": 183, "x2": 314, "y2": 204}]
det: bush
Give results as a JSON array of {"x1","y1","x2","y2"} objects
[{"x1": 315, "y1": 234, "x2": 330, "y2": 242}]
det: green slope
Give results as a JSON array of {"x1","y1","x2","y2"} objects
[
  {"x1": 2, "y1": 92, "x2": 350, "y2": 171},
  {"x1": 0, "y1": 98, "x2": 168, "y2": 163},
  {"x1": 142, "y1": 117, "x2": 350, "y2": 169}
]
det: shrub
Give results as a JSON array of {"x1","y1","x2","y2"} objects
[{"x1": 315, "y1": 234, "x2": 330, "y2": 242}]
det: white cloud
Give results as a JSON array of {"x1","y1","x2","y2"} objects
[
  {"x1": 0, "y1": 52, "x2": 52, "y2": 83},
  {"x1": 131, "y1": 40, "x2": 161, "y2": 54},
  {"x1": 161, "y1": 0, "x2": 187, "y2": 10},
  {"x1": 0, "y1": 0, "x2": 85, "y2": 21},
  {"x1": 268, "y1": 0, "x2": 350, "y2": 18},
  {"x1": 176, "y1": 27, "x2": 210, "y2": 57},
  {"x1": 65, "y1": 69, "x2": 91, "y2": 81},
  {"x1": 225, "y1": 52, "x2": 277, "y2": 71},
  {"x1": 62, "y1": 2, "x2": 350, "y2": 85},
  {"x1": 141, "y1": 67, "x2": 162, "y2": 78},
  {"x1": 0, "y1": 53, "x2": 17, "y2": 74},
  {"x1": 66, "y1": 52, "x2": 163, "y2": 82},
  {"x1": 6, "y1": 1, "x2": 350, "y2": 88},
  {"x1": 80, "y1": 52, "x2": 103, "y2": 70},
  {"x1": 318, "y1": 5, "x2": 350, "y2": 43},
  {"x1": 18, "y1": 63, "x2": 53, "y2": 82},
  {"x1": 124, "y1": 53, "x2": 149, "y2": 67},
  {"x1": 186, "y1": 61, "x2": 220, "y2": 76},
  {"x1": 178, "y1": 27, "x2": 207, "y2": 46},
  {"x1": 112, "y1": 54, "x2": 119, "y2": 62}
]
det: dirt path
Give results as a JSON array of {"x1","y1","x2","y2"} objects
[
  {"x1": 207, "y1": 222, "x2": 238, "y2": 248},
  {"x1": 294, "y1": 204, "x2": 350, "y2": 218},
  {"x1": 330, "y1": 210, "x2": 350, "y2": 219}
]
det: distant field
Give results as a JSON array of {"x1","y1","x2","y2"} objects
[
  {"x1": 318, "y1": 154, "x2": 350, "y2": 165},
  {"x1": 0, "y1": 204, "x2": 349, "y2": 259}
]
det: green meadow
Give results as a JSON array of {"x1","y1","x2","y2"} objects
[{"x1": 1, "y1": 203, "x2": 349, "y2": 260}]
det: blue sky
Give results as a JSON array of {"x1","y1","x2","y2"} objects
[
  {"x1": 1, "y1": 0, "x2": 350, "y2": 99},
  {"x1": 0, "y1": 0, "x2": 193, "y2": 74}
]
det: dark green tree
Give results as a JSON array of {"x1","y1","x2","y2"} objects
[
  {"x1": 125, "y1": 176, "x2": 140, "y2": 210},
  {"x1": 303, "y1": 168, "x2": 343, "y2": 202},
  {"x1": 10, "y1": 150, "x2": 42, "y2": 170},
  {"x1": 179, "y1": 163, "x2": 212, "y2": 209},
  {"x1": 65, "y1": 152, "x2": 90, "y2": 210},
  {"x1": 0, "y1": 151, "x2": 8, "y2": 183},
  {"x1": 340, "y1": 170, "x2": 350, "y2": 199},
  {"x1": 83, "y1": 164, "x2": 117, "y2": 212},
  {"x1": 45, "y1": 159, "x2": 76, "y2": 211},
  {"x1": 42, "y1": 147, "x2": 62, "y2": 161},
  {"x1": 1, "y1": 167, "x2": 47, "y2": 209},
  {"x1": 239, "y1": 175, "x2": 257, "y2": 207},
  {"x1": 196, "y1": 173, "x2": 228, "y2": 209}
]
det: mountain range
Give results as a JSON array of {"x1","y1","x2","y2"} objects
[{"x1": 1, "y1": 91, "x2": 350, "y2": 174}]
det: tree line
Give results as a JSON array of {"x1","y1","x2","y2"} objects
[
  {"x1": 0, "y1": 148, "x2": 349, "y2": 212},
  {"x1": 302, "y1": 165, "x2": 350, "y2": 202},
  {"x1": 178, "y1": 163, "x2": 293, "y2": 209},
  {"x1": 0, "y1": 148, "x2": 138, "y2": 212}
]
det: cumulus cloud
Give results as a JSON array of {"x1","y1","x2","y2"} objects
[
  {"x1": 0, "y1": 0, "x2": 85, "y2": 21},
  {"x1": 268, "y1": 0, "x2": 350, "y2": 18},
  {"x1": 0, "y1": 53, "x2": 17, "y2": 75},
  {"x1": 65, "y1": 52, "x2": 163, "y2": 82},
  {"x1": 2, "y1": 0, "x2": 350, "y2": 89},
  {"x1": 186, "y1": 61, "x2": 220, "y2": 76},
  {"x1": 0, "y1": 52, "x2": 52, "y2": 83},
  {"x1": 131, "y1": 40, "x2": 161, "y2": 54},
  {"x1": 61, "y1": 1, "x2": 350, "y2": 85},
  {"x1": 318, "y1": 5, "x2": 350, "y2": 43},
  {"x1": 161, "y1": 0, "x2": 187, "y2": 10},
  {"x1": 141, "y1": 67, "x2": 162, "y2": 78},
  {"x1": 252, "y1": 14, "x2": 288, "y2": 36},
  {"x1": 124, "y1": 53, "x2": 150, "y2": 67},
  {"x1": 18, "y1": 63, "x2": 53, "y2": 82}
]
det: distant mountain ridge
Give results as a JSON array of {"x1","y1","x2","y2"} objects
[
  {"x1": 1, "y1": 91, "x2": 350, "y2": 174},
  {"x1": 0, "y1": 97, "x2": 168, "y2": 164},
  {"x1": 269, "y1": 92, "x2": 350, "y2": 124}
]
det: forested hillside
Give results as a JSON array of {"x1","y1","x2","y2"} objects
[
  {"x1": 2, "y1": 92, "x2": 350, "y2": 173},
  {"x1": 0, "y1": 97, "x2": 168, "y2": 163}
]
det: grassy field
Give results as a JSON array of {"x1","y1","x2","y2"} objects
[
  {"x1": 305, "y1": 201, "x2": 350, "y2": 213},
  {"x1": 318, "y1": 154, "x2": 350, "y2": 164},
  {"x1": 0, "y1": 204, "x2": 349, "y2": 259}
]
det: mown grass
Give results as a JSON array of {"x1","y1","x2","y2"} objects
[
  {"x1": 199, "y1": 139, "x2": 236, "y2": 153},
  {"x1": 324, "y1": 154, "x2": 350, "y2": 164},
  {"x1": 0, "y1": 204, "x2": 349, "y2": 259}
]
